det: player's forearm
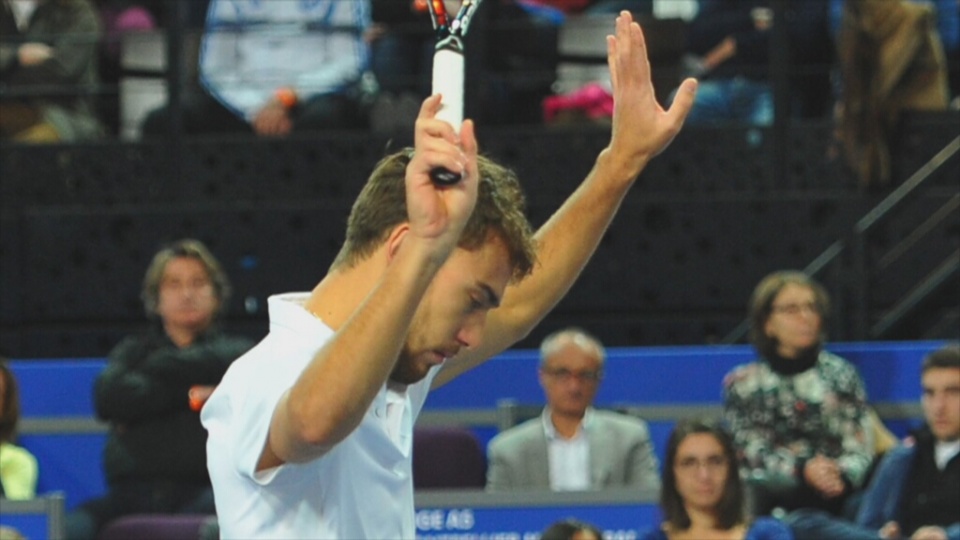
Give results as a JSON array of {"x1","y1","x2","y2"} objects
[
  {"x1": 494, "y1": 148, "x2": 638, "y2": 337},
  {"x1": 280, "y1": 240, "x2": 445, "y2": 457},
  {"x1": 436, "y1": 149, "x2": 644, "y2": 384}
]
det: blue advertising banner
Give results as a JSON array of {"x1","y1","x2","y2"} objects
[{"x1": 415, "y1": 489, "x2": 660, "y2": 540}]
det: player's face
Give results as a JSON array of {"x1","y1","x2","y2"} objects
[
  {"x1": 922, "y1": 367, "x2": 960, "y2": 442},
  {"x1": 391, "y1": 234, "x2": 513, "y2": 384},
  {"x1": 764, "y1": 283, "x2": 822, "y2": 359},
  {"x1": 539, "y1": 343, "x2": 602, "y2": 419},
  {"x1": 673, "y1": 433, "x2": 730, "y2": 513},
  {"x1": 156, "y1": 257, "x2": 219, "y2": 337}
]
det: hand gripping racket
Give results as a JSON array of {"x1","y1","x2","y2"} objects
[{"x1": 426, "y1": 0, "x2": 482, "y2": 184}]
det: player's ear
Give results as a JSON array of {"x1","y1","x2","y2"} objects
[{"x1": 385, "y1": 224, "x2": 411, "y2": 263}]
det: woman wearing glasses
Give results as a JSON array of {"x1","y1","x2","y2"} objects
[
  {"x1": 722, "y1": 270, "x2": 874, "y2": 517},
  {"x1": 640, "y1": 419, "x2": 792, "y2": 540}
]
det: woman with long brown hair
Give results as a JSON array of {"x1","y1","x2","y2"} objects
[{"x1": 640, "y1": 419, "x2": 792, "y2": 540}]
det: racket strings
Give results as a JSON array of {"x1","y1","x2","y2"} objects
[
  {"x1": 427, "y1": 0, "x2": 480, "y2": 39},
  {"x1": 450, "y1": 0, "x2": 478, "y2": 35}
]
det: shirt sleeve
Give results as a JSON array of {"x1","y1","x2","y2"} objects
[{"x1": 203, "y1": 337, "x2": 315, "y2": 487}]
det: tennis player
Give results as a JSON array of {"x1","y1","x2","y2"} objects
[{"x1": 202, "y1": 12, "x2": 697, "y2": 538}]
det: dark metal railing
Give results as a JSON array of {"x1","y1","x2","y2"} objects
[{"x1": 722, "y1": 136, "x2": 960, "y2": 344}]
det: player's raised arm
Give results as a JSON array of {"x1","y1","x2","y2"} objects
[
  {"x1": 261, "y1": 95, "x2": 479, "y2": 468},
  {"x1": 435, "y1": 12, "x2": 697, "y2": 386}
]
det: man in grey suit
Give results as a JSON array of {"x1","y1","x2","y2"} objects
[{"x1": 486, "y1": 328, "x2": 661, "y2": 492}]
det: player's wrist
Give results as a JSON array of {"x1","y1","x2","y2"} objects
[
  {"x1": 597, "y1": 147, "x2": 649, "y2": 184},
  {"x1": 393, "y1": 234, "x2": 452, "y2": 286}
]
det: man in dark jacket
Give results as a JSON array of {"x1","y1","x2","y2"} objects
[
  {"x1": 786, "y1": 343, "x2": 960, "y2": 540},
  {"x1": 65, "y1": 239, "x2": 254, "y2": 540}
]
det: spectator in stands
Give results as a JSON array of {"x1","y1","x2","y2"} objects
[
  {"x1": 366, "y1": 0, "x2": 432, "y2": 134},
  {"x1": 0, "y1": 0, "x2": 105, "y2": 142},
  {"x1": 486, "y1": 327, "x2": 661, "y2": 492},
  {"x1": 141, "y1": 0, "x2": 374, "y2": 138},
  {"x1": 514, "y1": 0, "x2": 652, "y2": 17},
  {"x1": 829, "y1": 0, "x2": 958, "y2": 100},
  {"x1": 784, "y1": 343, "x2": 960, "y2": 540},
  {"x1": 829, "y1": 0, "x2": 952, "y2": 188},
  {"x1": 675, "y1": 0, "x2": 833, "y2": 125},
  {"x1": 639, "y1": 418, "x2": 793, "y2": 540},
  {"x1": 93, "y1": 0, "x2": 161, "y2": 134},
  {"x1": 95, "y1": 0, "x2": 161, "y2": 60},
  {"x1": 542, "y1": 517, "x2": 604, "y2": 540},
  {"x1": 64, "y1": 239, "x2": 254, "y2": 540},
  {"x1": 200, "y1": 13, "x2": 698, "y2": 538},
  {"x1": 0, "y1": 358, "x2": 39, "y2": 500},
  {"x1": 723, "y1": 270, "x2": 874, "y2": 517}
]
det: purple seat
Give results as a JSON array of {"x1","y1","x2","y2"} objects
[
  {"x1": 98, "y1": 514, "x2": 215, "y2": 540},
  {"x1": 412, "y1": 426, "x2": 487, "y2": 489}
]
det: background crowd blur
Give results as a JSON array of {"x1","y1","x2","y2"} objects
[
  {"x1": 1, "y1": 1, "x2": 958, "y2": 538},
  {"x1": 2, "y1": 0, "x2": 957, "y2": 146}
]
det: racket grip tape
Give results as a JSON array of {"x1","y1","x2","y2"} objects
[{"x1": 431, "y1": 41, "x2": 465, "y2": 185}]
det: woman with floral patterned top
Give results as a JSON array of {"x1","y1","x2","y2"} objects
[{"x1": 723, "y1": 270, "x2": 873, "y2": 517}]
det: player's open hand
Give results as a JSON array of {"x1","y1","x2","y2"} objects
[
  {"x1": 606, "y1": 11, "x2": 697, "y2": 174},
  {"x1": 406, "y1": 94, "x2": 479, "y2": 259}
]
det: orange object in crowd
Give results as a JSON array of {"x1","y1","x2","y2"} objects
[{"x1": 189, "y1": 385, "x2": 216, "y2": 412}]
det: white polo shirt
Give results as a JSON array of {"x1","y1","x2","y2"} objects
[{"x1": 202, "y1": 293, "x2": 439, "y2": 539}]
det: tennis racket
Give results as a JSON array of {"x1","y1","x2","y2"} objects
[{"x1": 426, "y1": 0, "x2": 482, "y2": 184}]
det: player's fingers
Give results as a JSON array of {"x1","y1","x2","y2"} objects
[
  {"x1": 418, "y1": 94, "x2": 444, "y2": 119},
  {"x1": 613, "y1": 12, "x2": 630, "y2": 69},
  {"x1": 421, "y1": 148, "x2": 466, "y2": 180},
  {"x1": 628, "y1": 17, "x2": 646, "y2": 53},
  {"x1": 459, "y1": 119, "x2": 477, "y2": 159},
  {"x1": 606, "y1": 35, "x2": 618, "y2": 91},
  {"x1": 666, "y1": 77, "x2": 698, "y2": 124},
  {"x1": 418, "y1": 117, "x2": 460, "y2": 145},
  {"x1": 416, "y1": 134, "x2": 466, "y2": 171},
  {"x1": 617, "y1": 11, "x2": 630, "y2": 45},
  {"x1": 459, "y1": 119, "x2": 479, "y2": 181},
  {"x1": 630, "y1": 21, "x2": 650, "y2": 82}
]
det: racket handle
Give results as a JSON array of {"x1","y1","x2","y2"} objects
[{"x1": 431, "y1": 39, "x2": 464, "y2": 185}]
